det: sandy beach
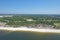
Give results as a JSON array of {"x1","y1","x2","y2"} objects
[{"x1": 0, "y1": 27, "x2": 60, "y2": 33}]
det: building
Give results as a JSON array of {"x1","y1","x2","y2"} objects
[{"x1": 26, "y1": 19, "x2": 33, "y2": 21}]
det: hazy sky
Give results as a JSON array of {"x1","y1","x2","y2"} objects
[{"x1": 0, "y1": 0, "x2": 60, "y2": 14}]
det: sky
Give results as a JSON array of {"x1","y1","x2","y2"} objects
[{"x1": 0, "y1": 0, "x2": 60, "y2": 14}]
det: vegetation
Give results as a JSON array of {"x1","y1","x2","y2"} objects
[{"x1": 0, "y1": 14, "x2": 60, "y2": 29}]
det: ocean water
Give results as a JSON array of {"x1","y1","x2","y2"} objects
[{"x1": 0, "y1": 30, "x2": 60, "y2": 40}]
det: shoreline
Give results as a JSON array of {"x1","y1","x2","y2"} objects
[{"x1": 0, "y1": 27, "x2": 60, "y2": 33}]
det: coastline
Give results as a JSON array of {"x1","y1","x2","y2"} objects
[{"x1": 0, "y1": 27, "x2": 60, "y2": 33}]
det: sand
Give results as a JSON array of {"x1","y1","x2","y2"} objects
[{"x1": 0, "y1": 27, "x2": 60, "y2": 33}]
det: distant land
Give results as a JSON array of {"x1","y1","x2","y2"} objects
[
  {"x1": 0, "y1": 14, "x2": 60, "y2": 15},
  {"x1": 0, "y1": 14, "x2": 60, "y2": 33}
]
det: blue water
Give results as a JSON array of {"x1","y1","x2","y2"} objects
[{"x1": 0, "y1": 31, "x2": 60, "y2": 40}]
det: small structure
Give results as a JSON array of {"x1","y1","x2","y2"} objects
[{"x1": 26, "y1": 19, "x2": 33, "y2": 21}]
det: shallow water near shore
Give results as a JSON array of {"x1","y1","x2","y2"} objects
[{"x1": 0, "y1": 30, "x2": 60, "y2": 40}]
